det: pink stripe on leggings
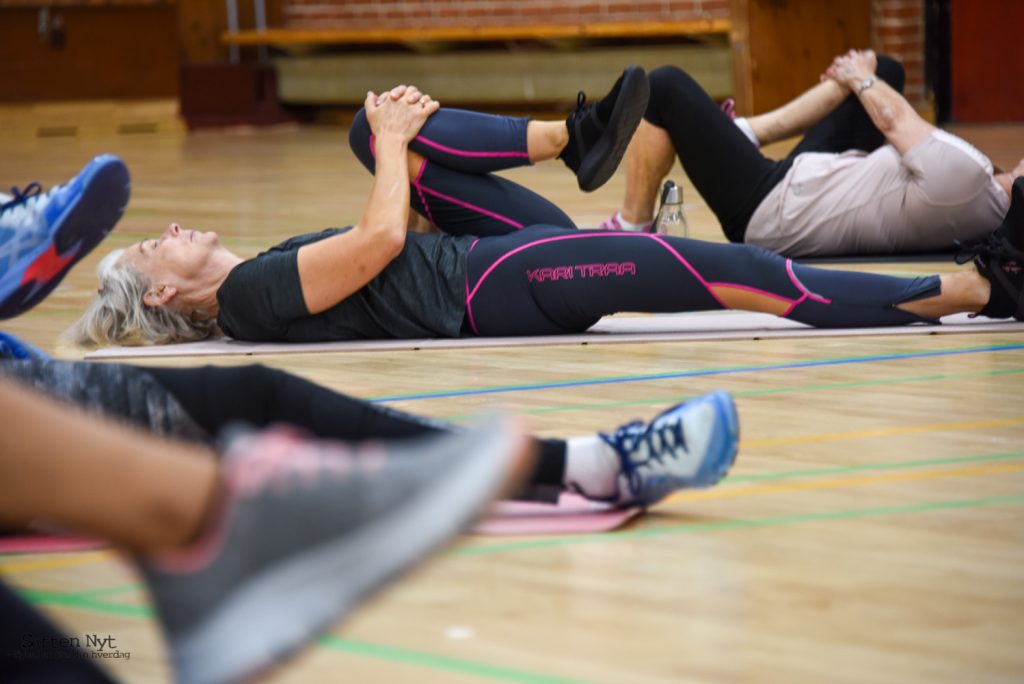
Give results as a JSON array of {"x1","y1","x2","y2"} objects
[
  {"x1": 415, "y1": 134, "x2": 529, "y2": 159},
  {"x1": 465, "y1": 233, "x2": 734, "y2": 334},
  {"x1": 778, "y1": 259, "x2": 831, "y2": 317},
  {"x1": 417, "y1": 184, "x2": 524, "y2": 229},
  {"x1": 412, "y1": 159, "x2": 436, "y2": 226}
]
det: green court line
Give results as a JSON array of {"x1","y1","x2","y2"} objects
[
  {"x1": 57, "y1": 448, "x2": 1024, "y2": 602},
  {"x1": 16, "y1": 494, "x2": 1024, "y2": 682},
  {"x1": 18, "y1": 588, "x2": 150, "y2": 618},
  {"x1": 726, "y1": 450, "x2": 1024, "y2": 483},
  {"x1": 64, "y1": 583, "x2": 143, "y2": 600},
  {"x1": 317, "y1": 636, "x2": 595, "y2": 684},
  {"x1": 442, "y1": 367, "x2": 1024, "y2": 419},
  {"x1": 456, "y1": 494, "x2": 1024, "y2": 557}
]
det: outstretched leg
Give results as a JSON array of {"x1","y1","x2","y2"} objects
[{"x1": 464, "y1": 227, "x2": 989, "y2": 335}]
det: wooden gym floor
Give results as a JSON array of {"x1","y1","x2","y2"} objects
[{"x1": 1, "y1": 120, "x2": 1022, "y2": 683}]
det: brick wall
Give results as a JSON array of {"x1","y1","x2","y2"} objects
[
  {"x1": 870, "y1": 0, "x2": 925, "y2": 108},
  {"x1": 281, "y1": 0, "x2": 926, "y2": 108},
  {"x1": 283, "y1": 0, "x2": 730, "y2": 28}
]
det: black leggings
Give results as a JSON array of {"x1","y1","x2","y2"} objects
[
  {"x1": 465, "y1": 226, "x2": 939, "y2": 335},
  {"x1": 643, "y1": 57, "x2": 905, "y2": 242},
  {"x1": 348, "y1": 97, "x2": 941, "y2": 334},
  {"x1": 148, "y1": 365, "x2": 568, "y2": 494},
  {"x1": 0, "y1": 361, "x2": 567, "y2": 492}
]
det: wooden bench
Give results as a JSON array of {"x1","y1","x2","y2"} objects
[
  {"x1": 221, "y1": 19, "x2": 731, "y2": 49},
  {"x1": 220, "y1": 20, "x2": 733, "y2": 106}
]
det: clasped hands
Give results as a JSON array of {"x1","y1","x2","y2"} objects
[
  {"x1": 821, "y1": 49, "x2": 878, "y2": 91},
  {"x1": 364, "y1": 84, "x2": 441, "y2": 141}
]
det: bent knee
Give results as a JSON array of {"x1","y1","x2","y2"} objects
[
  {"x1": 348, "y1": 109, "x2": 376, "y2": 171},
  {"x1": 875, "y1": 55, "x2": 906, "y2": 93}
]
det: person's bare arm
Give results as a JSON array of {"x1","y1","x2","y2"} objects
[
  {"x1": 297, "y1": 87, "x2": 440, "y2": 315},
  {"x1": 826, "y1": 49, "x2": 935, "y2": 156},
  {"x1": 747, "y1": 78, "x2": 849, "y2": 146}
]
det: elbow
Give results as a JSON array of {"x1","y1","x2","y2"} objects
[
  {"x1": 377, "y1": 223, "x2": 406, "y2": 261},
  {"x1": 875, "y1": 104, "x2": 899, "y2": 135}
]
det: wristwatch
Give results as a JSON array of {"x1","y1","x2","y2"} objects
[{"x1": 858, "y1": 76, "x2": 878, "y2": 93}]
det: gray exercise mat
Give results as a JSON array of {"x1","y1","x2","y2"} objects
[{"x1": 82, "y1": 311, "x2": 1023, "y2": 359}]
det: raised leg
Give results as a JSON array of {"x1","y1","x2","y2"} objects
[
  {"x1": 788, "y1": 54, "x2": 906, "y2": 156},
  {"x1": 635, "y1": 66, "x2": 791, "y2": 241},
  {"x1": 350, "y1": 108, "x2": 574, "y2": 236}
]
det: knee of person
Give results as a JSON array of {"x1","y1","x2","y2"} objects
[
  {"x1": 234, "y1": 363, "x2": 284, "y2": 394},
  {"x1": 648, "y1": 65, "x2": 693, "y2": 91},
  {"x1": 347, "y1": 110, "x2": 376, "y2": 170},
  {"x1": 875, "y1": 55, "x2": 906, "y2": 93}
]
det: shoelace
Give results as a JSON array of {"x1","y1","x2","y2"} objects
[
  {"x1": 954, "y1": 232, "x2": 1024, "y2": 267},
  {"x1": 0, "y1": 183, "x2": 44, "y2": 215},
  {"x1": 601, "y1": 417, "x2": 688, "y2": 496},
  {"x1": 0, "y1": 183, "x2": 60, "y2": 270}
]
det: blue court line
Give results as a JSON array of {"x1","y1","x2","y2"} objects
[{"x1": 369, "y1": 343, "x2": 1024, "y2": 403}]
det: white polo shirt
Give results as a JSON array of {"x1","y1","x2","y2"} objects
[{"x1": 744, "y1": 130, "x2": 1010, "y2": 257}]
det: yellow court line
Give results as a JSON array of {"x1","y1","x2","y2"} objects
[
  {"x1": 0, "y1": 551, "x2": 114, "y2": 575},
  {"x1": 4, "y1": 459, "x2": 1023, "y2": 576},
  {"x1": 742, "y1": 416, "x2": 1024, "y2": 449},
  {"x1": 669, "y1": 461, "x2": 1024, "y2": 503}
]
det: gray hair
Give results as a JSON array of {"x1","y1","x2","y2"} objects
[{"x1": 66, "y1": 249, "x2": 219, "y2": 348}]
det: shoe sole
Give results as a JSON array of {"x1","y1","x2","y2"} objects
[
  {"x1": 169, "y1": 417, "x2": 519, "y2": 684},
  {"x1": 696, "y1": 390, "x2": 739, "y2": 487},
  {"x1": 576, "y1": 66, "x2": 651, "y2": 192},
  {"x1": 0, "y1": 155, "x2": 130, "y2": 319}
]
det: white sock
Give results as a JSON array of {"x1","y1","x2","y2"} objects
[
  {"x1": 563, "y1": 435, "x2": 620, "y2": 499},
  {"x1": 614, "y1": 211, "x2": 652, "y2": 231},
  {"x1": 734, "y1": 117, "x2": 761, "y2": 147}
]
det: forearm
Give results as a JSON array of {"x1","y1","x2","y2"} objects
[
  {"x1": 358, "y1": 132, "x2": 412, "y2": 241},
  {"x1": 849, "y1": 77, "x2": 933, "y2": 155},
  {"x1": 748, "y1": 79, "x2": 848, "y2": 145},
  {"x1": 297, "y1": 133, "x2": 411, "y2": 314},
  {"x1": 0, "y1": 380, "x2": 218, "y2": 552}
]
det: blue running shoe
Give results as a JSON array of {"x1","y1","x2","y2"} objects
[
  {"x1": 0, "y1": 155, "x2": 130, "y2": 319},
  {"x1": 600, "y1": 390, "x2": 739, "y2": 507},
  {"x1": 0, "y1": 331, "x2": 50, "y2": 360}
]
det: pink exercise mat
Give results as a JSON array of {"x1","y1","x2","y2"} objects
[
  {"x1": 0, "y1": 534, "x2": 105, "y2": 554},
  {"x1": 0, "y1": 494, "x2": 639, "y2": 554},
  {"x1": 474, "y1": 493, "x2": 642, "y2": 535}
]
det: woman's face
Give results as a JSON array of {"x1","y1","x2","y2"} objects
[{"x1": 120, "y1": 222, "x2": 222, "y2": 305}]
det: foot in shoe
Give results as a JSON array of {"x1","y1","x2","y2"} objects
[
  {"x1": 957, "y1": 176, "x2": 1024, "y2": 320},
  {"x1": 559, "y1": 65, "x2": 651, "y2": 192},
  {"x1": 0, "y1": 155, "x2": 130, "y2": 319},
  {"x1": 598, "y1": 211, "x2": 654, "y2": 233},
  {"x1": 576, "y1": 391, "x2": 739, "y2": 508},
  {"x1": 138, "y1": 416, "x2": 523, "y2": 684}
]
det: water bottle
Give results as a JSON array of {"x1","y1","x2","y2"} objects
[{"x1": 655, "y1": 180, "x2": 688, "y2": 237}]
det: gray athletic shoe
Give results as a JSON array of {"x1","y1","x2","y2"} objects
[{"x1": 139, "y1": 416, "x2": 520, "y2": 684}]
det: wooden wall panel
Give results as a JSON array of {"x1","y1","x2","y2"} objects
[
  {"x1": 950, "y1": 0, "x2": 1024, "y2": 122},
  {"x1": 730, "y1": 0, "x2": 871, "y2": 115},
  {"x1": 0, "y1": 5, "x2": 178, "y2": 101}
]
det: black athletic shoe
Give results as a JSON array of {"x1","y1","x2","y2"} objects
[
  {"x1": 559, "y1": 65, "x2": 650, "y2": 192},
  {"x1": 956, "y1": 176, "x2": 1024, "y2": 320}
]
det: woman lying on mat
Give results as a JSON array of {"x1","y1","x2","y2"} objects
[
  {"x1": 70, "y1": 67, "x2": 1024, "y2": 350},
  {"x1": 602, "y1": 50, "x2": 1022, "y2": 257},
  {"x1": 0, "y1": 350, "x2": 737, "y2": 509}
]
